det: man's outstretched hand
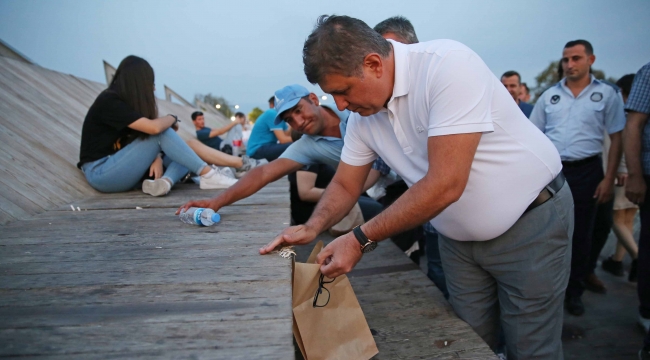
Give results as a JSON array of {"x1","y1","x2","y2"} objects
[
  {"x1": 260, "y1": 225, "x2": 319, "y2": 254},
  {"x1": 176, "y1": 198, "x2": 220, "y2": 215}
]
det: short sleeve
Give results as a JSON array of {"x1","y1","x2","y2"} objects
[
  {"x1": 427, "y1": 49, "x2": 495, "y2": 137},
  {"x1": 529, "y1": 97, "x2": 548, "y2": 132},
  {"x1": 196, "y1": 128, "x2": 211, "y2": 141},
  {"x1": 340, "y1": 114, "x2": 378, "y2": 166},
  {"x1": 98, "y1": 92, "x2": 143, "y2": 130},
  {"x1": 279, "y1": 137, "x2": 319, "y2": 167},
  {"x1": 605, "y1": 91, "x2": 626, "y2": 134},
  {"x1": 626, "y1": 63, "x2": 650, "y2": 115}
]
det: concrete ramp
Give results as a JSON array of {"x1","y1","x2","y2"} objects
[{"x1": 0, "y1": 56, "x2": 231, "y2": 224}]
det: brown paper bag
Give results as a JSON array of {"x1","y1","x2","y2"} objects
[{"x1": 293, "y1": 241, "x2": 378, "y2": 360}]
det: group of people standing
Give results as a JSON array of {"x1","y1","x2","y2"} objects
[{"x1": 78, "y1": 13, "x2": 650, "y2": 360}]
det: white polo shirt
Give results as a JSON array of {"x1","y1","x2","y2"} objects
[{"x1": 341, "y1": 39, "x2": 562, "y2": 241}]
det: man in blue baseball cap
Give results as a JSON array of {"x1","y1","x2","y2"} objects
[{"x1": 177, "y1": 83, "x2": 379, "y2": 214}]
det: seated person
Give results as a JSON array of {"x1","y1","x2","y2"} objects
[
  {"x1": 193, "y1": 110, "x2": 244, "y2": 153},
  {"x1": 247, "y1": 96, "x2": 293, "y2": 161},
  {"x1": 78, "y1": 55, "x2": 237, "y2": 196},
  {"x1": 289, "y1": 133, "x2": 382, "y2": 225},
  {"x1": 178, "y1": 84, "x2": 384, "y2": 217}
]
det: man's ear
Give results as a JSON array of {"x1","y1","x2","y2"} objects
[
  {"x1": 588, "y1": 54, "x2": 596, "y2": 66},
  {"x1": 364, "y1": 53, "x2": 383, "y2": 78},
  {"x1": 308, "y1": 92, "x2": 320, "y2": 106}
]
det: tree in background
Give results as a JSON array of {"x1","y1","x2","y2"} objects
[
  {"x1": 531, "y1": 60, "x2": 618, "y2": 104},
  {"x1": 248, "y1": 107, "x2": 264, "y2": 123},
  {"x1": 194, "y1": 93, "x2": 233, "y2": 118}
]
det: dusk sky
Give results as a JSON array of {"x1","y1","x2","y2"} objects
[{"x1": 1, "y1": 0, "x2": 649, "y2": 115}]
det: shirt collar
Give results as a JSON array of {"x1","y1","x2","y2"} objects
[
  {"x1": 387, "y1": 39, "x2": 410, "y2": 102},
  {"x1": 559, "y1": 74, "x2": 599, "y2": 97}
]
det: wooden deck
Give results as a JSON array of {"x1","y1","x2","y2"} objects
[
  {"x1": 0, "y1": 181, "x2": 295, "y2": 359},
  {"x1": 1, "y1": 180, "x2": 496, "y2": 359}
]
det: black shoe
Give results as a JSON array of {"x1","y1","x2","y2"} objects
[
  {"x1": 585, "y1": 273, "x2": 607, "y2": 294},
  {"x1": 221, "y1": 144, "x2": 233, "y2": 155},
  {"x1": 630, "y1": 259, "x2": 638, "y2": 282},
  {"x1": 565, "y1": 296, "x2": 585, "y2": 316},
  {"x1": 602, "y1": 257, "x2": 625, "y2": 277}
]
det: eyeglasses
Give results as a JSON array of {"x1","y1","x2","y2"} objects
[{"x1": 313, "y1": 273, "x2": 335, "y2": 308}]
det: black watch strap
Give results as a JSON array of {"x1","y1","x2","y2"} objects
[{"x1": 352, "y1": 225, "x2": 370, "y2": 246}]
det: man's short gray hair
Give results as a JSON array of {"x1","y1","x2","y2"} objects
[
  {"x1": 303, "y1": 15, "x2": 392, "y2": 84},
  {"x1": 373, "y1": 16, "x2": 419, "y2": 44}
]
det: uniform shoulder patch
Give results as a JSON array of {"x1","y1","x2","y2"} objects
[
  {"x1": 550, "y1": 94, "x2": 561, "y2": 104},
  {"x1": 590, "y1": 92, "x2": 603, "y2": 102}
]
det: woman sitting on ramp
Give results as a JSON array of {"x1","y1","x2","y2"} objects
[{"x1": 77, "y1": 55, "x2": 236, "y2": 195}]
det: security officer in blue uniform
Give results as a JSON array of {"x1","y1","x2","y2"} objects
[{"x1": 530, "y1": 39, "x2": 626, "y2": 316}]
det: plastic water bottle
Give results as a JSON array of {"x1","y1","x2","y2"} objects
[
  {"x1": 179, "y1": 207, "x2": 221, "y2": 226},
  {"x1": 232, "y1": 139, "x2": 242, "y2": 157}
]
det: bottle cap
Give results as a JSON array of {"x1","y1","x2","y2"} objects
[{"x1": 211, "y1": 213, "x2": 221, "y2": 223}]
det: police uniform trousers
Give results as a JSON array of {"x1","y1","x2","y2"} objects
[{"x1": 562, "y1": 155, "x2": 604, "y2": 298}]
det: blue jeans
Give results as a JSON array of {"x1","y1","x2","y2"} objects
[
  {"x1": 425, "y1": 227, "x2": 449, "y2": 299},
  {"x1": 250, "y1": 142, "x2": 291, "y2": 162},
  {"x1": 81, "y1": 129, "x2": 207, "y2": 193}
]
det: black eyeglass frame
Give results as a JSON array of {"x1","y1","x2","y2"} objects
[{"x1": 312, "y1": 273, "x2": 335, "y2": 308}]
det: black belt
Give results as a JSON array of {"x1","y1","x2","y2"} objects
[
  {"x1": 561, "y1": 154, "x2": 600, "y2": 168},
  {"x1": 524, "y1": 172, "x2": 566, "y2": 214}
]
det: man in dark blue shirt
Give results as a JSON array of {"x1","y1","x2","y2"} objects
[
  {"x1": 501, "y1": 71, "x2": 534, "y2": 118},
  {"x1": 192, "y1": 111, "x2": 244, "y2": 152}
]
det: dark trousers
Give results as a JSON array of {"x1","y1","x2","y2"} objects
[
  {"x1": 425, "y1": 228, "x2": 449, "y2": 299},
  {"x1": 640, "y1": 176, "x2": 650, "y2": 350},
  {"x1": 250, "y1": 143, "x2": 291, "y2": 162},
  {"x1": 589, "y1": 199, "x2": 614, "y2": 273},
  {"x1": 563, "y1": 157, "x2": 604, "y2": 298}
]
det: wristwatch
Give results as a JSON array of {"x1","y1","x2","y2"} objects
[{"x1": 352, "y1": 225, "x2": 377, "y2": 254}]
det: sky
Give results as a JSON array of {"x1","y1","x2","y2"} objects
[{"x1": 1, "y1": 0, "x2": 649, "y2": 115}]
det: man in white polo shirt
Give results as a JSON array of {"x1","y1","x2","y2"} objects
[{"x1": 261, "y1": 15, "x2": 573, "y2": 359}]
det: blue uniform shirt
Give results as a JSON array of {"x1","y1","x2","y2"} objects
[
  {"x1": 530, "y1": 75, "x2": 626, "y2": 161},
  {"x1": 279, "y1": 104, "x2": 350, "y2": 169},
  {"x1": 246, "y1": 109, "x2": 284, "y2": 156}
]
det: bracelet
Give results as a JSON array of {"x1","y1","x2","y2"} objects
[{"x1": 167, "y1": 114, "x2": 180, "y2": 123}]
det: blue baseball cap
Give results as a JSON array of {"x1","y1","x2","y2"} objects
[{"x1": 273, "y1": 84, "x2": 310, "y2": 125}]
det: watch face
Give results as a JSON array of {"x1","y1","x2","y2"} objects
[{"x1": 362, "y1": 241, "x2": 377, "y2": 253}]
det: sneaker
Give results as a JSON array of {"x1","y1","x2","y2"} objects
[
  {"x1": 211, "y1": 165, "x2": 236, "y2": 179},
  {"x1": 639, "y1": 315, "x2": 650, "y2": 333},
  {"x1": 602, "y1": 256, "x2": 625, "y2": 277},
  {"x1": 565, "y1": 295, "x2": 585, "y2": 316},
  {"x1": 200, "y1": 168, "x2": 237, "y2": 189},
  {"x1": 630, "y1": 259, "x2": 638, "y2": 282},
  {"x1": 585, "y1": 273, "x2": 607, "y2": 294},
  {"x1": 236, "y1": 156, "x2": 268, "y2": 178},
  {"x1": 142, "y1": 179, "x2": 171, "y2": 196}
]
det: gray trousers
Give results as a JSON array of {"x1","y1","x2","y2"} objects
[{"x1": 439, "y1": 181, "x2": 574, "y2": 360}]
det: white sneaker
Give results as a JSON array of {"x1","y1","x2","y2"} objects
[
  {"x1": 640, "y1": 315, "x2": 650, "y2": 333},
  {"x1": 211, "y1": 165, "x2": 236, "y2": 179},
  {"x1": 200, "y1": 168, "x2": 237, "y2": 189},
  {"x1": 142, "y1": 179, "x2": 171, "y2": 196}
]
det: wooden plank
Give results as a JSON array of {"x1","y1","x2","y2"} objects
[{"x1": 0, "y1": 319, "x2": 292, "y2": 357}]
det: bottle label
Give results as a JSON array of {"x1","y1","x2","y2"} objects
[{"x1": 194, "y1": 208, "x2": 205, "y2": 226}]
